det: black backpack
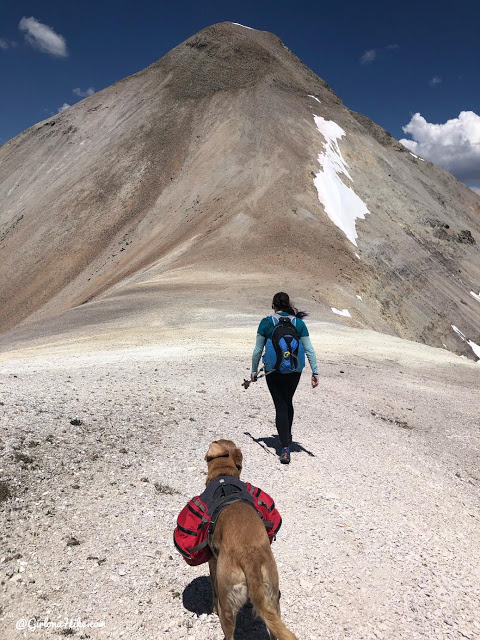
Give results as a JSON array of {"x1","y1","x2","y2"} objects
[
  {"x1": 271, "y1": 315, "x2": 303, "y2": 374},
  {"x1": 263, "y1": 314, "x2": 306, "y2": 374}
]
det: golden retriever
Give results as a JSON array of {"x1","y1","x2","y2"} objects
[{"x1": 205, "y1": 439, "x2": 297, "y2": 640}]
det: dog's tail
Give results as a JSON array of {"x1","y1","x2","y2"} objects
[{"x1": 245, "y1": 564, "x2": 298, "y2": 640}]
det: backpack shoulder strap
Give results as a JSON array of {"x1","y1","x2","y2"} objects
[{"x1": 274, "y1": 313, "x2": 296, "y2": 325}]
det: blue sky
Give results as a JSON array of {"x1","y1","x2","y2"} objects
[{"x1": 1, "y1": 0, "x2": 479, "y2": 188}]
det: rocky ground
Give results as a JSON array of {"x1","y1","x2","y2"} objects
[{"x1": 1, "y1": 323, "x2": 479, "y2": 639}]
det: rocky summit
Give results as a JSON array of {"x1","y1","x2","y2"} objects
[{"x1": 0, "y1": 22, "x2": 479, "y2": 359}]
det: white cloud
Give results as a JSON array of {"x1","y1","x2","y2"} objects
[
  {"x1": 19, "y1": 16, "x2": 67, "y2": 57},
  {"x1": 73, "y1": 87, "x2": 95, "y2": 98},
  {"x1": 57, "y1": 103, "x2": 71, "y2": 112},
  {"x1": 400, "y1": 111, "x2": 480, "y2": 182},
  {"x1": 470, "y1": 186, "x2": 480, "y2": 195},
  {"x1": 0, "y1": 38, "x2": 16, "y2": 50},
  {"x1": 360, "y1": 45, "x2": 399, "y2": 64},
  {"x1": 360, "y1": 49, "x2": 376, "y2": 64},
  {"x1": 429, "y1": 75, "x2": 442, "y2": 86}
]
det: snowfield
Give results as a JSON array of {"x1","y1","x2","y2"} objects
[{"x1": 312, "y1": 115, "x2": 370, "y2": 247}]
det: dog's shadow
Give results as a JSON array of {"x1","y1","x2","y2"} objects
[
  {"x1": 244, "y1": 432, "x2": 315, "y2": 457},
  {"x1": 183, "y1": 576, "x2": 270, "y2": 640}
]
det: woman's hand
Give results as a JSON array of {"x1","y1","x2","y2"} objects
[
  {"x1": 311, "y1": 375, "x2": 319, "y2": 388},
  {"x1": 251, "y1": 373, "x2": 257, "y2": 382}
]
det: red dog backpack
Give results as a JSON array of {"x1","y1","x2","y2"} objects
[{"x1": 173, "y1": 476, "x2": 282, "y2": 566}]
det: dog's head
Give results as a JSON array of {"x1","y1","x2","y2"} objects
[{"x1": 205, "y1": 439, "x2": 243, "y2": 485}]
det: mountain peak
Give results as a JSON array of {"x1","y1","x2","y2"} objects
[
  {"x1": 142, "y1": 20, "x2": 333, "y2": 102},
  {"x1": 0, "y1": 23, "x2": 479, "y2": 361}
]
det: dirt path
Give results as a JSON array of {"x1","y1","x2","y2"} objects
[{"x1": 1, "y1": 325, "x2": 479, "y2": 639}]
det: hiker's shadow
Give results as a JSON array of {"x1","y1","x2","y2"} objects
[
  {"x1": 244, "y1": 432, "x2": 315, "y2": 457},
  {"x1": 183, "y1": 576, "x2": 270, "y2": 640}
]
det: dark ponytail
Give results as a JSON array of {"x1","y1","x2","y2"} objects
[{"x1": 272, "y1": 292, "x2": 308, "y2": 319}]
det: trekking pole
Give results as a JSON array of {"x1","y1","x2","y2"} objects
[{"x1": 242, "y1": 367, "x2": 273, "y2": 390}]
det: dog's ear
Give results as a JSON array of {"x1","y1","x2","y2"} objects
[
  {"x1": 232, "y1": 447, "x2": 243, "y2": 471},
  {"x1": 205, "y1": 441, "x2": 227, "y2": 462}
]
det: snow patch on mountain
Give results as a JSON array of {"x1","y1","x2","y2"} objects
[
  {"x1": 332, "y1": 308, "x2": 351, "y2": 317},
  {"x1": 231, "y1": 22, "x2": 254, "y2": 30},
  {"x1": 452, "y1": 325, "x2": 480, "y2": 361},
  {"x1": 312, "y1": 115, "x2": 370, "y2": 246}
]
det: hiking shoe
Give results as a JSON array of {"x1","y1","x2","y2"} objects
[{"x1": 280, "y1": 447, "x2": 290, "y2": 464}]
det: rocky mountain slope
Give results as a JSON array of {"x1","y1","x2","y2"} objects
[{"x1": 1, "y1": 22, "x2": 479, "y2": 359}]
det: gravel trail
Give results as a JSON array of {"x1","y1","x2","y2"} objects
[{"x1": 1, "y1": 325, "x2": 479, "y2": 639}]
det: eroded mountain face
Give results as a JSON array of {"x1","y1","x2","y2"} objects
[{"x1": 1, "y1": 22, "x2": 479, "y2": 357}]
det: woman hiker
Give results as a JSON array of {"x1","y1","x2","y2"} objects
[{"x1": 251, "y1": 292, "x2": 319, "y2": 464}]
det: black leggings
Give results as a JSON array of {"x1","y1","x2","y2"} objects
[{"x1": 266, "y1": 371, "x2": 301, "y2": 447}]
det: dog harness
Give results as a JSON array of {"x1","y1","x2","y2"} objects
[{"x1": 173, "y1": 476, "x2": 282, "y2": 566}]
